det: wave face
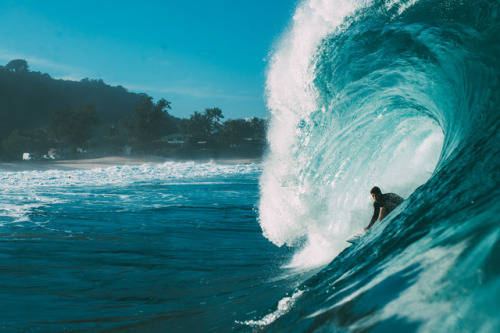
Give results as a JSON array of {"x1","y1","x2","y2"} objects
[{"x1": 257, "y1": 0, "x2": 500, "y2": 330}]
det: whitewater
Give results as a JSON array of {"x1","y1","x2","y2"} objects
[{"x1": 1, "y1": 0, "x2": 499, "y2": 332}]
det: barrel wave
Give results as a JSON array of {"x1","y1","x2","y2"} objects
[{"x1": 256, "y1": 0, "x2": 500, "y2": 331}]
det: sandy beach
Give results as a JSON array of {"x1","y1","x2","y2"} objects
[{"x1": 0, "y1": 155, "x2": 261, "y2": 172}]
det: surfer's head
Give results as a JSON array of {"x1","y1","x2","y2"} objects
[{"x1": 370, "y1": 186, "x2": 382, "y2": 202}]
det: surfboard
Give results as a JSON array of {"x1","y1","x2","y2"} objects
[{"x1": 347, "y1": 231, "x2": 366, "y2": 244}]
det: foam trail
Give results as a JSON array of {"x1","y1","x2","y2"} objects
[{"x1": 238, "y1": 290, "x2": 304, "y2": 327}]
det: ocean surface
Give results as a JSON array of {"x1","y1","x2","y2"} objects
[
  {"x1": 0, "y1": 163, "x2": 307, "y2": 332},
  {"x1": 2, "y1": 0, "x2": 500, "y2": 332}
]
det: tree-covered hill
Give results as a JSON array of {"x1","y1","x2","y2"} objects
[
  {"x1": 0, "y1": 60, "x2": 142, "y2": 141},
  {"x1": 0, "y1": 59, "x2": 267, "y2": 161}
]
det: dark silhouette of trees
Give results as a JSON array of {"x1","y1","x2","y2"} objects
[
  {"x1": 0, "y1": 60, "x2": 143, "y2": 145},
  {"x1": 218, "y1": 119, "x2": 253, "y2": 144},
  {"x1": 128, "y1": 96, "x2": 174, "y2": 143},
  {"x1": 182, "y1": 107, "x2": 225, "y2": 142},
  {"x1": 0, "y1": 59, "x2": 267, "y2": 160},
  {"x1": 6, "y1": 59, "x2": 29, "y2": 73},
  {"x1": 183, "y1": 111, "x2": 208, "y2": 140},
  {"x1": 48, "y1": 105, "x2": 99, "y2": 148},
  {"x1": 216, "y1": 117, "x2": 266, "y2": 144},
  {"x1": 204, "y1": 107, "x2": 224, "y2": 134},
  {"x1": 2, "y1": 128, "x2": 50, "y2": 157},
  {"x1": 179, "y1": 108, "x2": 266, "y2": 157}
]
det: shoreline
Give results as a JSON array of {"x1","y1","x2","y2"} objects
[{"x1": 0, "y1": 155, "x2": 262, "y2": 172}]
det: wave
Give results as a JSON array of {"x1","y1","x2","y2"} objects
[
  {"x1": 0, "y1": 161, "x2": 261, "y2": 223},
  {"x1": 259, "y1": 0, "x2": 499, "y2": 266},
  {"x1": 254, "y1": 0, "x2": 500, "y2": 330}
]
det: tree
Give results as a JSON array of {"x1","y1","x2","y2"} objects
[
  {"x1": 218, "y1": 119, "x2": 252, "y2": 145},
  {"x1": 72, "y1": 104, "x2": 99, "y2": 146},
  {"x1": 2, "y1": 128, "x2": 50, "y2": 156},
  {"x1": 48, "y1": 105, "x2": 99, "y2": 147},
  {"x1": 129, "y1": 96, "x2": 173, "y2": 143},
  {"x1": 249, "y1": 117, "x2": 267, "y2": 140},
  {"x1": 6, "y1": 59, "x2": 29, "y2": 73},
  {"x1": 183, "y1": 107, "x2": 225, "y2": 141},
  {"x1": 183, "y1": 111, "x2": 209, "y2": 140},
  {"x1": 217, "y1": 117, "x2": 267, "y2": 145},
  {"x1": 204, "y1": 107, "x2": 224, "y2": 135}
]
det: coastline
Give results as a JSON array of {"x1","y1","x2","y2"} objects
[{"x1": 0, "y1": 155, "x2": 261, "y2": 172}]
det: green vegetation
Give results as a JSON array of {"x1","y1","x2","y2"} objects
[
  {"x1": 48, "y1": 105, "x2": 99, "y2": 147},
  {"x1": 0, "y1": 60, "x2": 267, "y2": 161}
]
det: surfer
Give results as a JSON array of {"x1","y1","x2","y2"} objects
[{"x1": 364, "y1": 186, "x2": 404, "y2": 231}]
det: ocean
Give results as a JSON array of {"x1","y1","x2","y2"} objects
[
  {"x1": 0, "y1": 163, "x2": 304, "y2": 332},
  {"x1": 2, "y1": 0, "x2": 500, "y2": 332}
]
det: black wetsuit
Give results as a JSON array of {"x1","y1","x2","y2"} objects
[{"x1": 368, "y1": 193, "x2": 404, "y2": 228}]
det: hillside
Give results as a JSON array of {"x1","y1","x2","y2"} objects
[
  {"x1": 0, "y1": 64, "x2": 143, "y2": 141},
  {"x1": 0, "y1": 60, "x2": 266, "y2": 161}
]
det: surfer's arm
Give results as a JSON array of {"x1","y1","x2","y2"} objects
[
  {"x1": 379, "y1": 207, "x2": 388, "y2": 220},
  {"x1": 365, "y1": 204, "x2": 380, "y2": 230}
]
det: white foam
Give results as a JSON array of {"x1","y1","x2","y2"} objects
[
  {"x1": 261, "y1": 0, "x2": 371, "y2": 248},
  {"x1": 285, "y1": 232, "x2": 342, "y2": 268},
  {"x1": 0, "y1": 162, "x2": 261, "y2": 221},
  {"x1": 238, "y1": 289, "x2": 304, "y2": 327}
]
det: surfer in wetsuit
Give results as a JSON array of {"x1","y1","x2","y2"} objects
[{"x1": 364, "y1": 186, "x2": 404, "y2": 231}]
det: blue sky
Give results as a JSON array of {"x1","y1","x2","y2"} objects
[{"x1": 0, "y1": 0, "x2": 297, "y2": 119}]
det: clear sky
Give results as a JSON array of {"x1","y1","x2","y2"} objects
[{"x1": 0, "y1": 0, "x2": 297, "y2": 119}]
